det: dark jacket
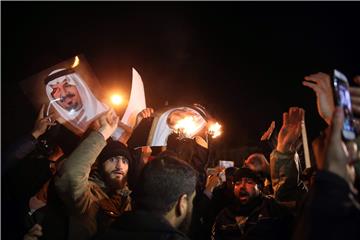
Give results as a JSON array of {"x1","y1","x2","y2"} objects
[
  {"x1": 97, "y1": 210, "x2": 190, "y2": 240},
  {"x1": 212, "y1": 195, "x2": 293, "y2": 240},
  {"x1": 2, "y1": 134, "x2": 53, "y2": 240},
  {"x1": 189, "y1": 185, "x2": 237, "y2": 240},
  {"x1": 293, "y1": 171, "x2": 360, "y2": 240},
  {"x1": 270, "y1": 150, "x2": 308, "y2": 205}
]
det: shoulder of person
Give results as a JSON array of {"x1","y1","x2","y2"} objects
[{"x1": 263, "y1": 196, "x2": 294, "y2": 218}]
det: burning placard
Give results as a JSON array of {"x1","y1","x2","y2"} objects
[
  {"x1": 111, "y1": 68, "x2": 147, "y2": 140},
  {"x1": 148, "y1": 105, "x2": 209, "y2": 146},
  {"x1": 20, "y1": 55, "x2": 149, "y2": 144},
  {"x1": 20, "y1": 55, "x2": 108, "y2": 135}
]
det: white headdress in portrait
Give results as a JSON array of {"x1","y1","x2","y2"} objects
[
  {"x1": 45, "y1": 68, "x2": 109, "y2": 133},
  {"x1": 149, "y1": 107, "x2": 207, "y2": 147}
]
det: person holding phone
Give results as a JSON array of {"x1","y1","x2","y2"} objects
[
  {"x1": 293, "y1": 107, "x2": 360, "y2": 240},
  {"x1": 303, "y1": 71, "x2": 360, "y2": 190}
]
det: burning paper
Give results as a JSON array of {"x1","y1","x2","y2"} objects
[
  {"x1": 174, "y1": 116, "x2": 198, "y2": 138},
  {"x1": 148, "y1": 106, "x2": 207, "y2": 146},
  {"x1": 20, "y1": 55, "x2": 108, "y2": 135},
  {"x1": 111, "y1": 68, "x2": 147, "y2": 140},
  {"x1": 208, "y1": 122, "x2": 222, "y2": 138}
]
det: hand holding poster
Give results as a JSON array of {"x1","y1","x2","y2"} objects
[
  {"x1": 20, "y1": 55, "x2": 109, "y2": 135},
  {"x1": 111, "y1": 68, "x2": 147, "y2": 141}
]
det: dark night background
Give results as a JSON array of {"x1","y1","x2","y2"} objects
[{"x1": 2, "y1": 2, "x2": 360, "y2": 152}]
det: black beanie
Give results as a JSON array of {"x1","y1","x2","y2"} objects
[
  {"x1": 233, "y1": 167, "x2": 264, "y2": 186},
  {"x1": 97, "y1": 140, "x2": 133, "y2": 166}
]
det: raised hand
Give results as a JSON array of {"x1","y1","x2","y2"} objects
[
  {"x1": 98, "y1": 109, "x2": 119, "y2": 140},
  {"x1": 312, "y1": 107, "x2": 351, "y2": 182},
  {"x1": 303, "y1": 72, "x2": 335, "y2": 125},
  {"x1": 276, "y1": 107, "x2": 304, "y2": 153},
  {"x1": 205, "y1": 172, "x2": 222, "y2": 193},
  {"x1": 23, "y1": 224, "x2": 43, "y2": 240},
  {"x1": 32, "y1": 104, "x2": 57, "y2": 139},
  {"x1": 135, "y1": 108, "x2": 154, "y2": 127}
]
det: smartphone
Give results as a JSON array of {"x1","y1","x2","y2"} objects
[
  {"x1": 219, "y1": 160, "x2": 234, "y2": 169},
  {"x1": 219, "y1": 160, "x2": 234, "y2": 182},
  {"x1": 332, "y1": 69, "x2": 357, "y2": 141}
]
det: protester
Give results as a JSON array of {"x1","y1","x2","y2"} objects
[
  {"x1": 212, "y1": 167, "x2": 293, "y2": 240},
  {"x1": 7, "y1": 67, "x2": 360, "y2": 240},
  {"x1": 97, "y1": 155, "x2": 197, "y2": 240},
  {"x1": 54, "y1": 109, "x2": 132, "y2": 240},
  {"x1": 304, "y1": 72, "x2": 360, "y2": 192},
  {"x1": 3, "y1": 104, "x2": 57, "y2": 173},
  {"x1": 26, "y1": 145, "x2": 64, "y2": 213},
  {"x1": 190, "y1": 166, "x2": 238, "y2": 240},
  {"x1": 243, "y1": 153, "x2": 273, "y2": 195},
  {"x1": 293, "y1": 107, "x2": 360, "y2": 239},
  {"x1": 3, "y1": 105, "x2": 60, "y2": 240},
  {"x1": 270, "y1": 107, "x2": 308, "y2": 205}
]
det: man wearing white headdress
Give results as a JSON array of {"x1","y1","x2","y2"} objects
[{"x1": 45, "y1": 68, "x2": 109, "y2": 134}]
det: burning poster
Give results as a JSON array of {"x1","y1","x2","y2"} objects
[
  {"x1": 20, "y1": 55, "x2": 108, "y2": 135},
  {"x1": 20, "y1": 55, "x2": 147, "y2": 142}
]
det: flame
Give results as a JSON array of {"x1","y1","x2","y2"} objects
[
  {"x1": 110, "y1": 94, "x2": 123, "y2": 105},
  {"x1": 71, "y1": 56, "x2": 80, "y2": 68},
  {"x1": 174, "y1": 116, "x2": 198, "y2": 137},
  {"x1": 208, "y1": 122, "x2": 222, "y2": 138}
]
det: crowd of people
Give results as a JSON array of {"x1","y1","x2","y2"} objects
[{"x1": 3, "y1": 72, "x2": 360, "y2": 240}]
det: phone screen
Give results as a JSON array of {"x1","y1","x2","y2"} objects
[
  {"x1": 219, "y1": 160, "x2": 234, "y2": 169},
  {"x1": 333, "y1": 69, "x2": 356, "y2": 141},
  {"x1": 218, "y1": 160, "x2": 234, "y2": 182}
]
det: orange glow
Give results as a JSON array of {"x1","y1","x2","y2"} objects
[
  {"x1": 174, "y1": 116, "x2": 198, "y2": 137},
  {"x1": 110, "y1": 94, "x2": 123, "y2": 105},
  {"x1": 208, "y1": 122, "x2": 222, "y2": 138},
  {"x1": 71, "y1": 56, "x2": 80, "y2": 68}
]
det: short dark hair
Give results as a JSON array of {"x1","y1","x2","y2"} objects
[{"x1": 132, "y1": 154, "x2": 197, "y2": 214}]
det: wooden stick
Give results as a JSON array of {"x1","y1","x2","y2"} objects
[{"x1": 301, "y1": 119, "x2": 311, "y2": 169}]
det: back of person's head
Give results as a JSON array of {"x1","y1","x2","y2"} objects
[
  {"x1": 133, "y1": 154, "x2": 197, "y2": 214},
  {"x1": 243, "y1": 153, "x2": 270, "y2": 178},
  {"x1": 225, "y1": 166, "x2": 238, "y2": 179},
  {"x1": 225, "y1": 166, "x2": 238, "y2": 183},
  {"x1": 166, "y1": 134, "x2": 195, "y2": 163}
]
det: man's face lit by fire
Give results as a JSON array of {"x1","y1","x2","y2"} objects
[
  {"x1": 233, "y1": 177, "x2": 260, "y2": 204},
  {"x1": 50, "y1": 78, "x2": 83, "y2": 111}
]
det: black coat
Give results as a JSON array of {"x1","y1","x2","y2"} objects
[
  {"x1": 212, "y1": 196, "x2": 293, "y2": 240},
  {"x1": 97, "y1": 210, "x2": 190, "y2": 240},
  {"x1": 293, "y1": 171, "x2": 360, "y2": 240}
]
